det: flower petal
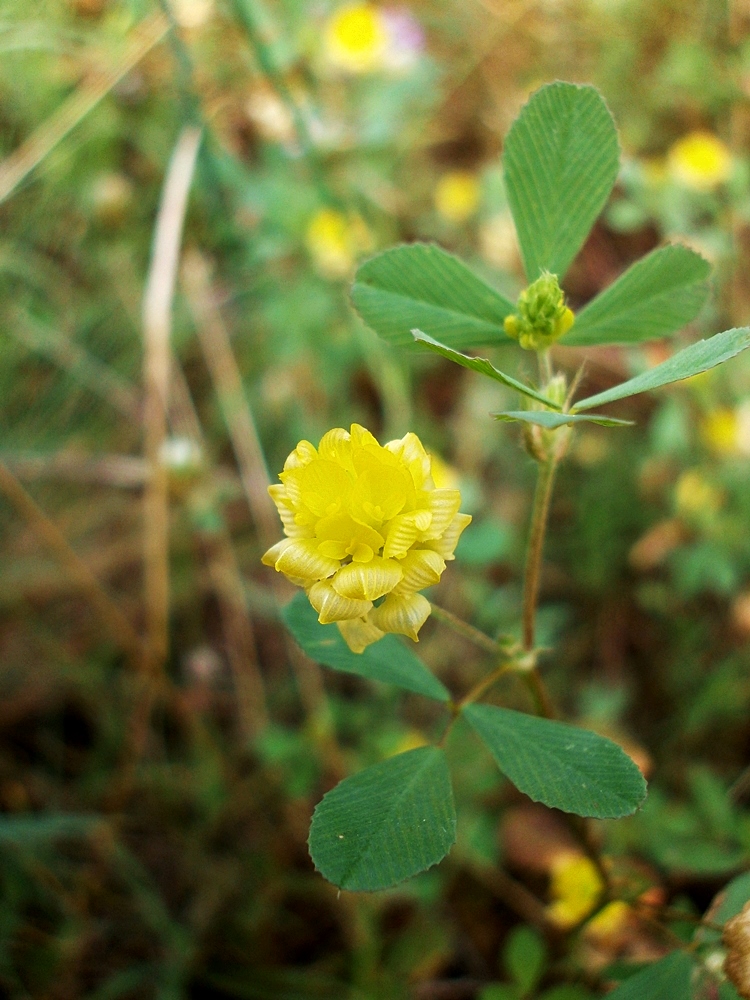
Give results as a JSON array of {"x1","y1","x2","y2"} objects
[
  {"x1": 317, "y1": 427, "x2": 354, "y2": 471},
  {"x1": 385, "y1": 431, "x2": 432, "y2": 490},
  {"x1": 419, "y1": 489, "x2": 462, "y2": 541},
  {"x1": 283, "y1": 439, "x2": 317, "y2": 470},
  {"x1": 281, "y1": 459, "x2": 354, "y2": 518},
  {"x1": 275, "y1": 539, "x2": 340, "y2": 583},
  {"x1": 369, "y1": 592, "x2": 431, "y2": 641},
  {"x1": 337, "y1": 615, "x2": 385, "y2": 653},
  {"x1": 332, "y1": 556, "x2": 403, "y2": 601},
  {"x1": 424, "y1": 512, "x2": 472, "y2": 559},
  {"x1": 393, "y1": 549, "x2": 445, "y2": 595},
  {"x1": 308, "y1": 580, "x2": 372, "y2": 623},
  {"x1": 268, "y1": 484, "x2": 314, "y2": 538},
  {"x1": 261, "y1": 538, "x2": 293, "y2": 567},
  {"x1": 382, "y1": 509, "x2": 431, "y2": 558}
]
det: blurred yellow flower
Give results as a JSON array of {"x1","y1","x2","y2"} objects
[
  {"x1": 701, "y1": 404, "x2": 750, "y2": 457},
  {"x1": 547, "y1": 853, "x2": 604, "y2": 929},
  {"x1": 702, "y1": 408, "x2": 740, "y2": 455},
  {"x1": 668, "y1": 131, "x2": 732, "y2": 192},
  {"x1": 584, "y1": 900, "x2": 631, "y2": 941},
  {"x1": 263, "y1": 424, "x2": 471, "y2": 652},
  {"x1": 324, "y1": 3, "x2": 388, "y2": 74},
  {"x1": 434, "y1": 171, "x2": 480, "y2": 223},
  {"x1": 305, "y1": 208, "x2": 372, "y2": 279},
  {"x1": 674, "y1": 468, "x2": 724, "y2": 519}
]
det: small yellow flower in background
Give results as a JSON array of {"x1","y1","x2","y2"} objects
[
  {"x1": 674, "y1": 468, "x2": 724, "y2": 520},
  {"x1": 547, "y1": 853, "x2": 604, "y2": 929},
  {"x1": 702, "y1": 408, "x2": 740, "y2": 455},
  {"x1": 167, "y1": 0, "x2": 214, "y2": 28},
  {"x1": 584, "y1": 900, "x2": 631, "y2": 941},
  {"x1": 702, "y1": 404, "x2": 750, "y2": 457},
  {"x1": 305, "y1": 208, "x2": 373, "y2": 279},
  {"x1": 324, "y1": 2, "x2": 388, "y2": 74},
  {"x1": 668, "y1": 131, "x2": 732, "y2": 192},
  {"x1": 434, "y1": 171, "x2": 480, "y2": 224},
  {"x1": 262, "y1": 424, "x2": 471, "y2": 652}
]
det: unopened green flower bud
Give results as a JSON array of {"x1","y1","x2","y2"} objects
[{"x1": 504, "y1": 272, "x2": 575, "y2": 351}]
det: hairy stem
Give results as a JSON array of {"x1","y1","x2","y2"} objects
[
  {"x1": 522, "y1": 456, "x2": 557, "y2": 652},
  {"x1": 429, "y1": 602, "x2": 501, "y2": 655}
]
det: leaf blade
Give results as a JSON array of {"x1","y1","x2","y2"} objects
[
  {"x1": 494, "y1": 410, "x2": 634, "y2": 428},
  {"x1": 574, "y1": 327, "x2": 750, "y2": 411},
  {"x1": 504, "y1": 82, "x2": 619, "y2": 281},
  {"x1": 604, "y1": 952, "x2": 693, "y2": 1000},
  {"x1": 282, "y1": 593, "x2": 450, "y2": 702},
  {"x1": 564, "y1": 245, "x2": 711, "y2": 347},
  {"x1": 308, "y1": 746, "x2": 456, "y2": 891},
  {"x1": 412, "y1": 330, "x2": 562, "y2": 409},
  {"x1": 351, "y1": 243, "x2": 513, "y2": 350},
  {"x1": 463, "y1": 704, "x2": 647, "y2": 818}
]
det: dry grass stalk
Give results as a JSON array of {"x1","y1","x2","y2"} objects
[
  {"x1": 0, "y1": 12, "x2": 170, "y2": 204},
  {"x1": 201, "y1": 532, "x2": 269, "y2": 736},
  {"x1": 181, "y1": 249, "x2": 279, "y2": 549},
  {"x1": 0, "y1": 460, "x2": 143, "y2": 665},
  {"x1": 181, "y1": 249, "x2": 331, "y2": 723},
  {"x1": 141, "y1": 125, "x2": 202, "y2": 675}
]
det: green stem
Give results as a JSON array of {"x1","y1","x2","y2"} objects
[
  {"x1": 429, "y1": 602, "x2": 501, "y2": 655},
  {"x1": 522, "y1": 456, "x2": 557, "y2": 653}
]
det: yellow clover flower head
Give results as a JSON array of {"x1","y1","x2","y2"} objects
[
  {"x1": 324, "y1": 2, "x2": 388, "y2": 74},
  {"x1": 305, "y1": 208, "x2": 373, "y2": 279},
  {"x1": 262, "y1": 424, "x2": 471, "y2": 653},
  {"x1": 547, "y1": 853, "x2": 604, "y2": 929},
  {"x1": 434, "y1": 171, "x2": 480, "y2": 224},
  {"x1": 504, "y1": 271, "x2": 574, "y2": 351},
  {"x1": 668, "y1": 131, "x2": 732, "y2": 192}
]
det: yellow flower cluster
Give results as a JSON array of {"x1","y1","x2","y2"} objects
[
  {"x1": 305, "y1": 208, "x2": 373, "y2": 279},
  {"x1": 324, "y1": 2, "x2": 388, "y2": 74},
  {"x1": 668, "y1": 131, "x2": 732, "y2": 192},
  {"x1": 263, "y1": 424, "x2": 471, "y2": 652},
  {"x1": 547, "y1": 853, "x2": 604, "y2": 928},
  {"x1": 434, "y1": 171, "x2": 480, "y2": 224}
]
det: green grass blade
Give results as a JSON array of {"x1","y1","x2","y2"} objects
[
  {"x1": 574, "y1": 327, "x2": 750, "y2": 411},
  {"x1": 503, "y1": 82, "x2": 619, "y2": 282},
  {"x1": 564, "y1": 245, "x2": 711, "y2": 347},
  {"x1": 308, "y1": 746, "x2": 456, "y2": 891},
  {"x1": 412, "y1": 330, "x2": 562, "y2": 409},
  {"x1": 351, "y1": 243, "x2": 514, "y2": 349}
]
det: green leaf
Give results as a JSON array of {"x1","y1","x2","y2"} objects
[
  {"x1": 463, "y1": 705, "x2": 647, "y2": 818},
  {"x1": 412, "y1": 330, "x2": 562, "y2": 409},
  {"x1": 695, "y1": 870, "x2": 750, "y2": 947},
  {"x1": 503, "y1": 82, "x2": 619, "y2": 281},
  {"x1": 504, "y1": 925, "x2": 546, "y2": 995},
  {"x1": 564, "y1": 245, "x2": 711, "y2": 347},
  {"x1": 351, "y1": 243, "x2": 514, "y2": 349},
  {"x1": 478, "y1": 986, "x2": 519, "y2": 1000},
  {"x1": 604, "y1": 952, "x2": 693, "y2": 1000},
  {"x1": 494, "y1": 410, "x2": 633, "y2": 428},
  {"x1": 282, "y1": 593, "x2": 450, "y2": 702},
  {"x1": 574, "y1": 327, "x2": 750, "y2": 412},
  {"x1": 0, "y1": 814, "x2": 98, "y2": 842},
  {"x1": 308, "y1": 746, "x2": 456, "y2": 891}
]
